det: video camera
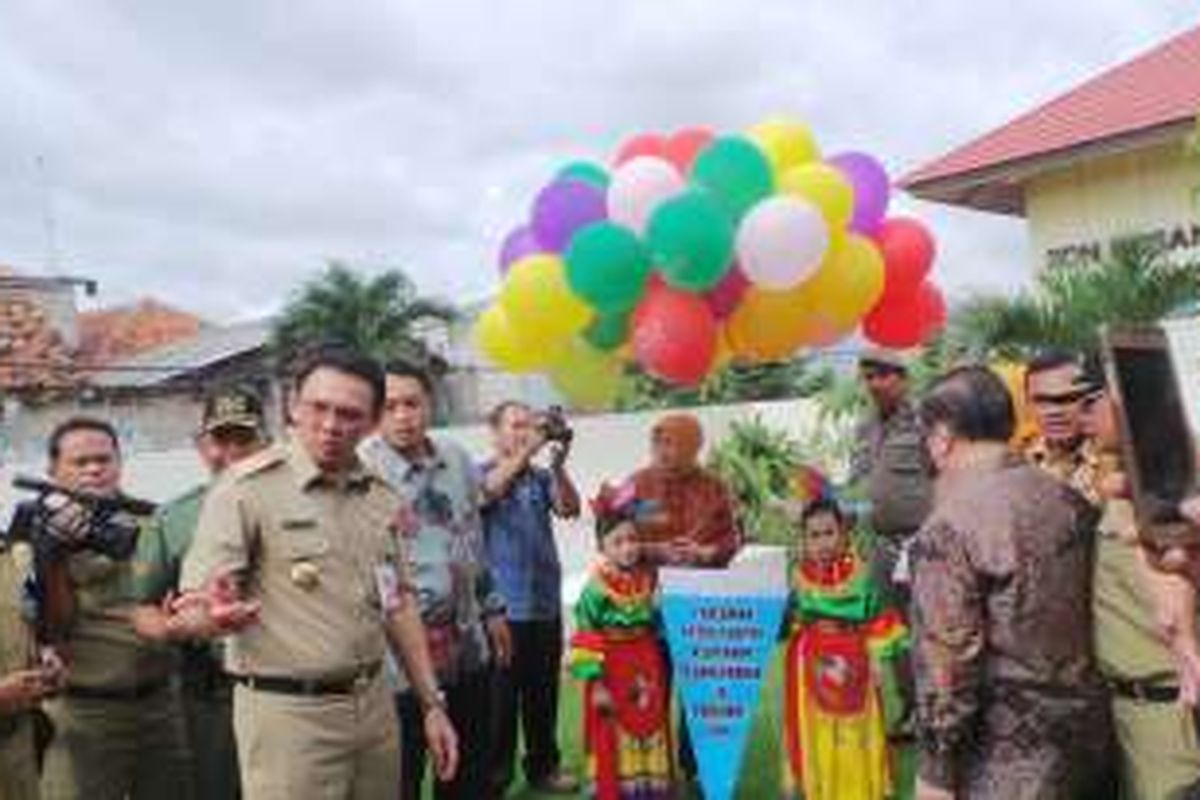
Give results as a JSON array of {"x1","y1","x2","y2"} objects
[
  {"x1": 536, "y1": 405, "x2": 574, "y2": 447},
  {"x1": 6, "y1": 475, "x2": 156, "y2": 561}
]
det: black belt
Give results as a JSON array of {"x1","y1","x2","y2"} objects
[
  {"x1": 1107, "y1": 677, "x2": 1179, "y2": 703},
  {"x1": 232, "y1": 662, "x2": 382, "y2": 697},
  {"x1": 66, "y1": 679, "x2": 169, "y2": 701}
]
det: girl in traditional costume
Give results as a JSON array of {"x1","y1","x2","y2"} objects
[
  {"x1": 569, "y1": 482, "x2": 674, "y2": 800},
  {"x1": 781, "y1": 495, "x2": 909, "y2": 800}
]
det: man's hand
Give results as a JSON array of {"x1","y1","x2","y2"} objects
[
  {"x1": 915, "y1": 777, "x2": 955, "y2": 800},
  {"x1": 424, "y1": 705, "x2": 459, "y2": 782},
  {"x1": 162, "y1": 567, "x2": 261, "y2": 639},
  {"x1": 0, "y1": 669, "x2": 55, "y2": 713},
  {"x1": 487, "y1": 616, "x2": 514, "y2": 669},
  {"x1": 549, "y1": 439, "x2": 570, "y2": 471}
]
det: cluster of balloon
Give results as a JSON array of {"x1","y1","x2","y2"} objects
[{"x1": 476, "y1": 118, "x2": 947, "y2": 409}]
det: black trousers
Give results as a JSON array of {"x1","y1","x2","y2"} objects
[
  {"x1": 489, "y1": 619, "x2": 564, "y2": 788},
  {"x1": 396, "y1": 667, "x2": 492, "y2": 800}
]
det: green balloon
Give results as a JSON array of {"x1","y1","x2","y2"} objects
[
  {"x1": 564, "y1": 222, "x2": 650, "y2": 313},
  {"x1": 645, "y1": 190, "x2": 734, "y2": 292},
  {"x1": 690, "y1": 135, "x2": 774, "y2": 219},
  {"x1": 557, "y1": 161, "x2": 610, "y2": 190},
  {"x1": 584, "y1": 312, "x2": 630, "y2": 352}
]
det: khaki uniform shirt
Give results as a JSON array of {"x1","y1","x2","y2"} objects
[
  {"x1": 0, "y1": 542, "x2": 35, "y2": 710},
  {"x1": 850, "y1": 402, "x2": 933, "y2": 536},
  {"x1": 181, "y1": 440, "x2": 410, "y2": 679},
  {"x1": 1093, "y1": 498, "x2": 1178, "y2": 682}
]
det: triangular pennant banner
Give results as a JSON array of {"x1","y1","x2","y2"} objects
[{"x1": 660, "y1": 547, "x2": 788, "y2": 800}]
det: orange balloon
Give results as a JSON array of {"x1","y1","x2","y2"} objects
[{"x1": 725, "y1": 284, "x2": 817, "y2": 362}]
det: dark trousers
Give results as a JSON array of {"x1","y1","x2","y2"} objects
[
  {"x1": 489, "y1": 619, "x2": 564, "y2": 789},
  {"x1": 397, "y1": 667, "x2": 492, "y2": 800}
]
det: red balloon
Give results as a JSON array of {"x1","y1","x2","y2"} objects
[
  {"x1": 863, "y1": 291, "x2": 924, "y2": 349},
  {"x1": 632, "y1": 286, "x2": 718, "y2": 385},
  {"x1": 875, "y1": 217, "x2": 936, "y2": 297},
  {"x1": 664, "y1": 127, "x2": 715, "y2": 173},
  {"x1": 705, "y1": 263, "x2": 749, "y2": 319},
  {"x1": 615, "y1": 133, "x2": 668, "y2": 167},
  {"x1": 916, "y1": 282, "x2": 947, "y2": 340}
]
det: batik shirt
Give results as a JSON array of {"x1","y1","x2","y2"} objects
[
  {"x1": 359, "y1": 434, "x2": 505, "y2": 684},
  {"x1": 909, "y1": 454, "x2": 1104, "y2": 794}
]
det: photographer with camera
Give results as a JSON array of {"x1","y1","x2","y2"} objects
[
  {"x1": 16, "y1": 417, "x2": 191, "y2": 800},
  {"x1": 480, "y1": 401, "x2": 581, "y2": 796}
]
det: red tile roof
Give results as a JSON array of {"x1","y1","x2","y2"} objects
[
  {"x1": 77, "y1": 299, "x2": 203, "y2": 365},
  {"x1": 901, "y1": 22, "x2": 1200, "y2": 211}
]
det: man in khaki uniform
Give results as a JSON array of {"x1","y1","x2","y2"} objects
[
  {"x1": 30, "y1": 417, "x2": 192, "y2": 800},
  {"x1": 850, "y1": 348, "x2": 933, "y2": 607},
  {"x1": 131, "y1": 386, "x2": 270, "y2": 800},
  {"x1": 0, "y1": 532, "x2": 60, "y2": 800},
  {"x1": 175, "y1": 346, "x2": 457, "y2": 800},
  {"x1": 1023, "y1": 350, "x2": 1105, "y2": 505},
  {"x1": 1080, "y1": 367, "x2": 1200, "y2": 798}
]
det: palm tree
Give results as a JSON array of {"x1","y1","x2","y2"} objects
[
  {"x1": 948, "y1": 241, "x2": 1200, "y2": 360},
  {"x1": 271, "y1": 262, "x2": 457, "y2": 373}
]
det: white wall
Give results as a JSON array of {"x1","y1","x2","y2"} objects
[{"x1": 1, "y1": 398, "x2": 823, "y2": 599}]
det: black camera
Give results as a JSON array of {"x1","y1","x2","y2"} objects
[
  {"x1": 7, "y1": 476, "x2": 155, "y2": 561},
  {"x1": 537, "y1": 405, "x2": 574, "y2": 446}
]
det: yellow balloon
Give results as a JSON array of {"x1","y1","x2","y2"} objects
[
  {"x1": 747, "y1": 117, "x2": 820, "y2": 178},
  {"x1": 548, "y1": 338, "x2": 624, "y2": 411},
  {"x1": 790, "y1": 234, "x2": 884, "y2": 329},
  {"x1": 499, "y1": 254, "x2": 594, "y2": 342},
  {"x1": 778, "y1": 163, "x2": 855, "y2": 230},
  {"x1": 725, "y1": 284, "x2": 816, "y2": 363},
  {"x1": 474, "y1": 304, "x2": 562, "y2": 373}
]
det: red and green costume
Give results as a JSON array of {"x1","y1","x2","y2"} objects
[
  {"x1": 782, "y1": 549, "x2": 908, "y2": 800},
  {"x1": 570, "y1": 561, "x2": 673, "y2": 800}
]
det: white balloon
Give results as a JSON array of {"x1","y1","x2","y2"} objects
[
  {"x1": 736, "y1": 196, "x2": 830, "y2": 290},
  {"x1": 606, "y1": 156, "x2": 686, "y2": 236}
]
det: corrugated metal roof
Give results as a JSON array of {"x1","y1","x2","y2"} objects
[{"x1": 89, "y1": 319, "x2": 272, "y2": 389}]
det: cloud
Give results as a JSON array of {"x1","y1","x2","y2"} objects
[{"x1": 0, "y1": 0, "x2": 1195, "y2": 319}]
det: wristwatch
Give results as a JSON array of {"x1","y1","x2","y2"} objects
[{"x1": 419, "y1": 687, "x2": 448, "y2": 715}]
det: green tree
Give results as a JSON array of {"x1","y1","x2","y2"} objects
[
  {"x1": 272, "y1": 262, "x2": 457, "y2": 373},
  {"x1": 616, "y1": 357, "x2": 831, "y2": 411},
  {"x1": 707, "y1": 416, "x2": 806, "y2": 545},
  {"x1": 947, "y1": 241, "x2": 1200, "y2": 360}
]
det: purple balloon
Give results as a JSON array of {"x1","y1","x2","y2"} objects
[
  {"x1": 828, "y1": 152, "x2": 890, "y2": 235},
  {"x1": 498, "y1": 225, "x2": 545, "y2": 275},
  {"x1": 531, "y1": 179, "x2": 607, "y2": 252},
  {"x1": 706, "y1": 263, "x2": 749, "y2": 319}
]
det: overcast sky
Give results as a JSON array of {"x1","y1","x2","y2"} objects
[{"x1": 0, "y1": 1, "x2": 1196, "y2": 320}]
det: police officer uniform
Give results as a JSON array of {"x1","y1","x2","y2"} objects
[
  {"x1": 135, "y1": 387, "x2": 267, "y2": 800},
  {"x1": 181, "y1": 439, "x2": 414, "y2": 800}
]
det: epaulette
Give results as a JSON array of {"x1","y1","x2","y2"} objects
[{"x1": 226, "y1": 443, "x2": 289, "y2": 482}]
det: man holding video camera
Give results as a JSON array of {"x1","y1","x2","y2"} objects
[
  {"x1": 15, "y1": 417, "x2": 190, "y2": 800},
  {"x1": 480, "y1": 401, "x2": 581, "y2": 796}
]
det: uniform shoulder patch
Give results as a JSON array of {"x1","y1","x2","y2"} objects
[{"x1": 227, "y1": 443, "x2": 288, "y2": 482}]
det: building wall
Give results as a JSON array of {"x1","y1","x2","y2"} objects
[{"x1": 1026, "y1": 139, "x2": 1200, "y2": 271}]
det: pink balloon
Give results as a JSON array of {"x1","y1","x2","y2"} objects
[
  {"x1": 735, "y1": 196, "x2": 829, "y2": 290},
  {"x1": 706, "y1": 264, "x2": 749, "y2": 319},
  {"x1": 607, "y1": 156, "x2": 687, "y2": 236}
]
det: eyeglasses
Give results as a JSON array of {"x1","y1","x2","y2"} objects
[{"x1": 1030, "y1": 390, "x2": 1090, "y2": 407}]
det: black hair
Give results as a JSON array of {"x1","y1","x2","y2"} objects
[
  {"x1": 488, "y1": 400, "x2": 530, "y2": 429},
  {"x1": 920, "y1": 365, "x2": 1015, "y2": 443},
  {"x1": 48, "y1": 416, "x2": 120, "y2": 462},
  {"x1": 292, "y1": 343, "x2": 386, "y2": 414},
  {"x1": 801, "y1": 496, "x2": 845, "y2": 528},
  {"x1": 1025, "y1": 348, "x2": 1080, "y2": 382},
  {"x1": 382, "y1": 359, "x2": 435, "y2": 400},
  {"x1": 859, "y1": 358, "x2": 907, "y2": 378}
]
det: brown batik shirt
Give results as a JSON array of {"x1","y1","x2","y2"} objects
[{"x1": 909, "y1": 453, "x2": 1109, "y2": 798}]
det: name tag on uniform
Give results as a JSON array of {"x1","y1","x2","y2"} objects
[{"x1": 375, "y1": 563, "x2": 401, "y2": 613}]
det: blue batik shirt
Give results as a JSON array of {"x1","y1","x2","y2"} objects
[{"x1": 481, "y1": 464, "x2": 562, "y2": 622}]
